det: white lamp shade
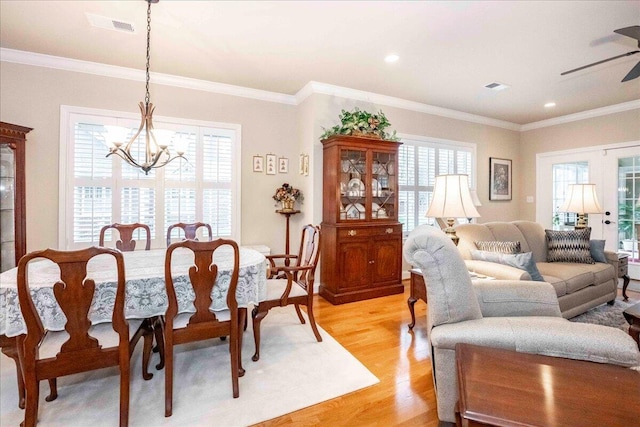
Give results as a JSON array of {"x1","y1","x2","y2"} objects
[
  {"x1": 470, "y1": 190, "x2": 482, "y2": 207},
  {"x1": 426, "y1": 174, "x2": 480, "y2": 219},
  {"x1": 103, "y1": 125, "x2": 129, "y2": 148},
  {"x1": 559, "y1": 184, "x2": 603, "y2": 214}
]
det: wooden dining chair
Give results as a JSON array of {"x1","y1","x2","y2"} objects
[
  {"x1": 163, "y1": 238, "x2": 241, "y2": 417},
  {"x1": 251, "y1": 224, "x2": 322, "y2": 362},
  {"x1": 99, "y1": 222, "x2": 151, "y2": 251},
  {"x1": 16, "y1": 247, "x2": 141, "y2": 427},
  {"x1": 166, "y1": 222, "x2": 213, "y2": 247}
]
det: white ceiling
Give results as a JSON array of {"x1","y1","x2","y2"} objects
[{"x1": 1, "y1": 1, "x2": 639, "y2": 125}]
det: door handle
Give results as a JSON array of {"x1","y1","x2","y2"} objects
[{"x1": 604, "y1": 220, "x2": 616, "y2": 225}]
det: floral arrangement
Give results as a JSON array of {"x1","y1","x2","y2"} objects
[
  {"x1": 273, "y1": 183, "x2": 304, "y2": 203},
  {"x1": 321, "y1": 107, "x2": 398, "y2": 141}
]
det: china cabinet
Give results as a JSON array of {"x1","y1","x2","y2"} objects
[
  {"x1": 0, "y1": 122, "x2": 31, "y2": 273},
  {"x1": 319, "y1": 134, "x2": 403, "y2": 304}
]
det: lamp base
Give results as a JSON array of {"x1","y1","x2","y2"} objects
[
  {"x1": 444, "y1": 218, "x2": 459, "y2": 246},
  {"x1": 574, "y1": 213, "x2": 587, "y2": 229}
]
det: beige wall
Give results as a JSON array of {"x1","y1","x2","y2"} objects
[
  {"x1": 0, "y1": 61, "x2": 298, "y2": 253},
  {"x1": 8, "y1": 59, "x2": 632, "y2": 256},
  {"x1": 519, "y1": 109, "x2": 640, "y2": 221}
]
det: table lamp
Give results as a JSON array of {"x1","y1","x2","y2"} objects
[
  {"x1": 426, "y1": 174, "x2": 480, "y2": 245},
  {"x1": 559, "y1": 183, "x2": 603, "y2": 229}
]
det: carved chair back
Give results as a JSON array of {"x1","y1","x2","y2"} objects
[
  {"x1": 17, "y1": 247, "x2": 132, "y2": 426},
  {"x1": 166, "y1": 222, "x2": 213, "y2": 247},
  {"x1": 99, "y1": 222, "x2": 151, "y2": 252}
]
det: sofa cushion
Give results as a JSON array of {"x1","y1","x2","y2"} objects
[
  {"x1": 470, "y1": 250, "x2": 544, "y2": 281},
  {"x1": 536, "y1": 262, "x2": 595, "y2": 293},
  {"x1": 545, "y1": 228, "x2": 594, "y2": 264},
  {"x1": 513, "y1": 221, "x2": 548, "y2": 262},
  {"x1": 589, "y1": 239, "x2": 607, "y2": 263},
  {"x1": 475, "y1": 241, "x2": 521, "y2": 254}
]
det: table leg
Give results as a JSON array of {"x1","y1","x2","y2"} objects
[
  {"x1": 622, "y1": 275, "x2": 630, "y2": 301},
  {"x1": 407, "y1": 296, "x2": 417, "y2": 330}
]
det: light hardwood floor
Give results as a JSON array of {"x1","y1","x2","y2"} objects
[{"x1": 252, "y1": 280, "x2": 639, "y2": 427}]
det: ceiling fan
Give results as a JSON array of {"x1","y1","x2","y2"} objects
[{"x1": 561, "y1": 25, "x2": 640, "y2": 82}]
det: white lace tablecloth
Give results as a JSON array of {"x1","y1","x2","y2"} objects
[{"x1": 0, "y1": 247, "x2": 267, "y2": 337}]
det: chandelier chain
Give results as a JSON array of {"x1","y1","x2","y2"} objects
[{"x1": 145, "y1": 0, "x2": 151, "y2": 107}]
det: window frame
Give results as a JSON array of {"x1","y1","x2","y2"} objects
[
  {"x1": 397, "y1": 133, "x2": 477, "y2": 237},
  {"x1": 59, "y1": 105, "x2": 242, "y2": 249}
]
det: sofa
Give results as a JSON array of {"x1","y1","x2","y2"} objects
[
  {"x1": 403, "y1": 225, "x2": 640, "y2": 423},
  {"x1": 455, "y1": 221, "x2": 618, "y2": 318}
]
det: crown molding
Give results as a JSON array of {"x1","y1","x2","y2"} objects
[
  {"x1": 520, "y1": 99, "x2": 640, "y2": 131},
  {"x1": 3, "y1": 48, "x2": 637, "y2": 132},
  {"x1": 295, "y1": 81, "x2": 522, "y2": 131},
  {"x1": 0, "y1": 48, "x2": 297, "y2": 105}
]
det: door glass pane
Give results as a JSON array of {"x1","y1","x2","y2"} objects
[{"x1": 618, "y1": 156, "x2": 640, "y2": 259}]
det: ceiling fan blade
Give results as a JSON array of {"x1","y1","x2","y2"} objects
[
  {"x1": 614, "y1": 25, "x2": 640, "y2": 41},
  {"x1": 622, "y1": 60, "x2": 640, "y2": 82},
  {"x1": 561, "y1": 50, "x2": 640, "y2": 75}
]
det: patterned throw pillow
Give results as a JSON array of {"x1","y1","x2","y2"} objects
[
  {"x1": 475, "y1": 241, "x2": 521, "y2": 254},
  {"x1": 545, "y1": 228, "x2": 594, "y2": 264}
]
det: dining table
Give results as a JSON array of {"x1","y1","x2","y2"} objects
[{"x1": 0, "y1": 246, "x2": 267, "y2": 408}]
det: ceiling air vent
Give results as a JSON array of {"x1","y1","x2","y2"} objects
[
  {"x1": 86, "y1": 12, "x2": 136, "y2": 33},
  {"x1": 484, "y1": 82, "x2": 511, "y2": 91}
]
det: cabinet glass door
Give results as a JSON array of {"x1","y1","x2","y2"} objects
[
  {"x1": 340, "y1": 149, "x2": 367, "y2": 221},
  {"x1": 0, "y1": 145, "x2": 16, "y2": 272},
  {"x1": 372, "y1": 150, "x2": 396, "y2": 220}
]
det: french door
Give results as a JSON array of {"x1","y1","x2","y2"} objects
[{"x1": 537, "y1": 143, "x2": 639, "y2": 279}]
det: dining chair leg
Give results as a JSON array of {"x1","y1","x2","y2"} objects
[
  {"x1": 119, "y1": 355, "x2": 130, "y2": 427},
  {"x1": 164, "y1": 339, "x2": 173, "y2": 417},
  {"x1": 230, "y1": 328, "x2": 240, "y2": 398},
  {"x1": 306, "y1": 303, "x2": 323, "y2": 343},
  {"x1": 251, "y1": 305, "x2": 268, "y2": 362},
  {"x1": 0, "y1": 336, "x2": 26, "y2": 408},
  {"x1": 294, "y1": 304, "x2": 306, "y2": 324},
  {"x1": 142, "y1": 328, "x2": 154, "y2": 380},
  {"x1": 22, "y1": 371, "x2": 39, "y2": 427}
]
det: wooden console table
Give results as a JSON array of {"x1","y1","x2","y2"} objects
[
  {"x1": 455, "y1": 343, "x2": 640, "y2": 427},
  {"x1": 619, "y1": 253, "x2": 631, "y2": 300},
  {"x1": 407, "y1": 268, "x2": 426, "y2": 330}
]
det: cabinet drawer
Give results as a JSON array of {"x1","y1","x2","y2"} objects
[{"x1": 338, "y1": 225, "x2": 402, "y2": 239}]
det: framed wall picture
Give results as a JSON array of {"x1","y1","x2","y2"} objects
[
  {"x1": 303, "y1": 154, "x2": 310, "y2": 176},
  {"x1": 489, "y1": 157, "x2": 512, "y2": 201},
  {"x1": 266, "y1": 154, "x2": 277, "y2": 175},
  {"x1": 299, "y1": 154, "x2": 305, "y2": 175},
  {"x1": 252, "y1": 155, "x2": 263, "y2": 173},
  {"x1": 278, "y1": 157, "x2": 289, "y2": 173}
]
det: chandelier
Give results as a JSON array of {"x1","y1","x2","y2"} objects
[{"x1": 105, "y1": 0, "x2": 186, "y2": 175}]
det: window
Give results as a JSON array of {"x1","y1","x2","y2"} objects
[
  {"x1": 60, "y1": 106, "x2": 241, "y2": 249},
  {"x1": 551, "y1": 162, "x2": 588, "y2": 229},
  {"x1": 398, "y1": 136, "x2": 476, "y2": 236}
]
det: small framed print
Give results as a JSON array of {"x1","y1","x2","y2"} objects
[
  {"x1": 278, "y1": 157, "x2": 289, "y2": 173},
  {"x1": 266, "y1": 154, "x2": 277, "y2": 175},
  {"x1": 299, "y1": 154, "x2": 305, "y2": 175},
  {"x1": 252, "y1": 156, "x2": 263, "y2": 173},
  {"x1": 489, "y1": 157, "x2": 512, "y2": 201},
  {"x1": 303, "y1": 154, "x2": 310, "y2": 176}
]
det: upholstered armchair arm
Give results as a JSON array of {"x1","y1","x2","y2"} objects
[
  {"x1": 472, "y1": 279, "x2": 561, "y2": 317},
  {"x1": 464, "y1": 260, "x2": 532, "y2": 280}
]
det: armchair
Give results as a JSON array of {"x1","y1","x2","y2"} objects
[{"x1": 403, "y1": 225, "x2": 640, "y2": 423}]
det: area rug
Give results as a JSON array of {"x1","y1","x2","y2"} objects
[
  {"x1": 569, "y1": 298, "x2": 638, "y2": 333},
  {"x1": 0, "y1": 307, "x2": 379, "y2": 426}
]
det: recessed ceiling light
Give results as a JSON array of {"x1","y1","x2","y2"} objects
[
  {"x1": 544, "y1": 102, "x2": 556, "y2": 108},
  {"x1": 384, "y1": 54, "x2": 399, "y2": 63}
]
